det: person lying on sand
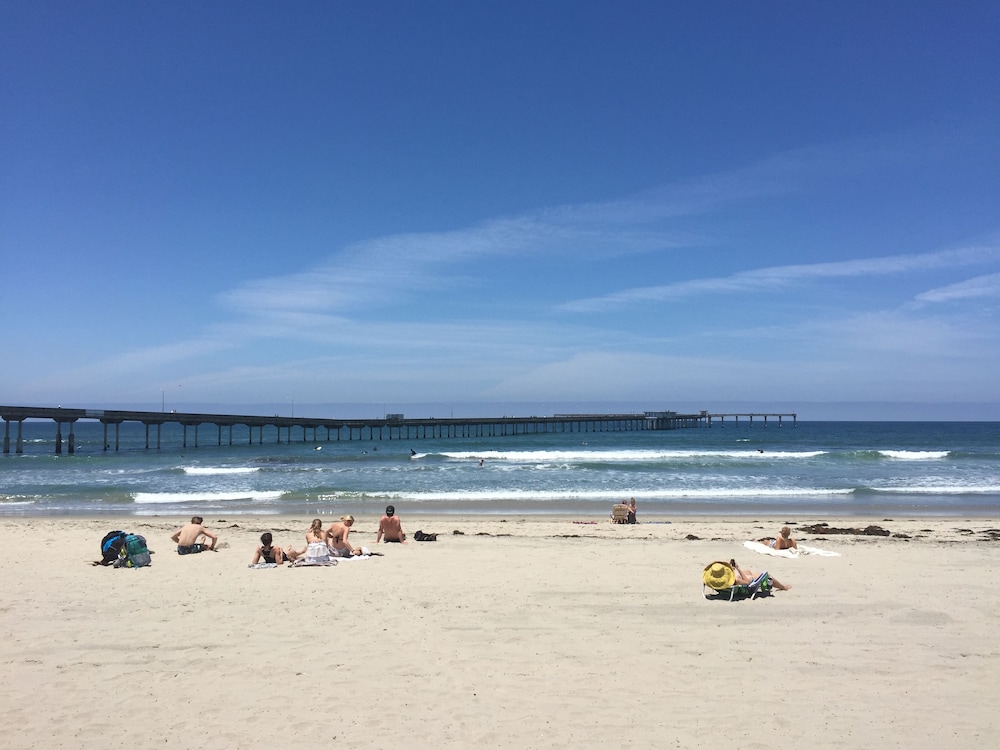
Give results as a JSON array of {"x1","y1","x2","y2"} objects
[
  {"x1": 759, "y1": 525, "x2": 798, "y2": 550},
  {"x1": 731, "y1": 558, "x2": 791, "y2": 590}
]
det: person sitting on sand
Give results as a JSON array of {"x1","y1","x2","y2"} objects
[
  {"x1": 731, "y1": 558, "x2": 790, "y2": 591},
  {"x1": 326, "y1": 515, "x2": 363, "y2": 557},
  {"x1": 376, "y1": 505, "x2": 406, "y2": 543},
  {"x1": 301, "y1": 518, "x2": 334, "y2": 563},
  {"x1": 171, "y1": 516, "x2": 218, "y2": 554},
  {"x1": 760, "y1": 525, "x2": 798, "y2": 550},
  {"x1": 251, "y1": 532, "x2": 301, "y2": 565}
]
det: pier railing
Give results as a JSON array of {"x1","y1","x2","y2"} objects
[{"x1": 1, "y1": 406, "x2": 795, "y2": 454}]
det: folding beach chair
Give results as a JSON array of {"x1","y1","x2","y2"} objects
[
  {"x1": 611, "y1": 504, "x2": 629, "y2": 524},
  {"x1": 702, "y1": 561, "x2": 773, "y2": 601}
]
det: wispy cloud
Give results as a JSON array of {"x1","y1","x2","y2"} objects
[
  {"x1": 218, "y1": 217, "x2": 693, "y2": 318},
  {"x1": 915, "y1": 272, "x2": 1000, "y2": 303},
  {"x1": 19, "y1": 131, "x2": 994, "y2": 407},
  {"x1": 559, "y1": 243, "x2": 1000, "y2": 313},
  {"x1": 216, "y1": 136, "x2": 910, "y2": 322}
]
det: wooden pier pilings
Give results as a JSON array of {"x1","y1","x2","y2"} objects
[
  {"x1": 0, "y1": 406, "x2": 796, "y2": 454},
  {"x1": 705, "y1": 412, "x2": 797, "y2": 428}
]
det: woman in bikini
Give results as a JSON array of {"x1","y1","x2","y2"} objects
[
  {"x1": 760, "y1": 525, "x2": 798, "y2": 550},
  {"x1": 302, "y1": 518, "x2": 334, "y2": 563},
  {"x1": 251, "y1": 532, "x2": 305, "y2": 565},
  {"x1": 250, "y1": 532, "x2": 291, "y2": 565},
  {"x1": 730, "y1": 558, "x2": 791, "y2": 591},
  {"x1": 326, "y1": 515, "x2": 362, "y2": 557}
]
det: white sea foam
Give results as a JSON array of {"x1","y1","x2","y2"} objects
[
  {"x1": 133, "y1": 491, "x2": 284, "y2": 504},
  {"x1": 871, "y1": 485, "x2": 1000, "y2": 494},
  {"x1": 182, "y1": 467, "x2": 260, "y2": 475},
  {"x1": 435, "y1": 449, "x2": 827, "y2": 462},
  {"x1": 878, "y1": 450, "x2": 950, "y2": 460},
  {"x1": 329, "y1": 487, "x2": 852, "y2": 502}
]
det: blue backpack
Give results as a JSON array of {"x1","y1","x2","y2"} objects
[{"x1": 99, "y1": 530, "x2": 128, "y2": 566}]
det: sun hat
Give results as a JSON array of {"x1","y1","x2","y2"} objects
[{"x1": 703, "y1": 561, "x2": 736, "y2": 590}]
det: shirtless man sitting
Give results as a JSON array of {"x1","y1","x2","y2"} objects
[
  {"x1": 376, "y1": 505, "x2": 406, "y2": 543},
  {"x1": 171, "y1": 516, "x2": 218, "y2": 554}
]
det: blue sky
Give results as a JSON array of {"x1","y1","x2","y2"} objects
[{"x1": 3, "y1": 1, "x2": 999, "y2": 419}]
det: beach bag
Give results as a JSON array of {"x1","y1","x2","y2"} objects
[
  {"x1": 413, "y1": 530, "x2": 437, "y2": 542},
  {"x1": 121, "y1": 534, "x2": 151, "y2": 568},
  {"x1": 99, "y1": 530, "x2": 128, "y2": 566}
]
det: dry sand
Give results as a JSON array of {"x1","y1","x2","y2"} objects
[{"x1": 1, "y1": 514, "x2": 998, "y2": 749}]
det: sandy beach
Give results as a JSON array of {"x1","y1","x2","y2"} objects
[{"x1": 1, "y1": 514, "x2": 997, "y2": 749}]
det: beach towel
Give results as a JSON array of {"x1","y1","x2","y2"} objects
[
  {"x1": 288, "y1": 541, "x2": 339, "y2": 567},
  {"x1": 742, "y1": 540, "x2": 841, "y2": 557},
  {"x1": 247, "y1": 562, "x2": 278, "y2": 569},
  {"x1": 291, "y1": 558, "x2": 339, "y2": 567}
]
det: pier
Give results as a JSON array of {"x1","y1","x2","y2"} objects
[
  {"x1": 705, "y1": 412, "x2": 797, "y2": 428},
  {"x1": 1, "y1": 406, "x2": 795, "y2": 454}
]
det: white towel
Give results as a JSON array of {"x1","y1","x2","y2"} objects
[
  {"x1": 798, "y1": 544, "x2": 841, "y2": 557},
  {"x1": 742, "y1": 540, "x2": 840, "y2": 557},
  {"x1": 291, "y1": 558, "x2": 339, "y2": 567}
]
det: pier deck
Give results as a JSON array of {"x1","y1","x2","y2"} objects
[{"x1": 1, "y1": 406, "x2": 796, "y2": 454}]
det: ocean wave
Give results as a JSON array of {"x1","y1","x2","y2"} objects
[
  {"x1": 878, "y1": 450, "x2": 950, "y2": 460},
  {"x1": 133, "y1": 490, "x2": 285, "y2": 504},
  {"x1": 865, "y1": 485, "x2": 1000, "y2": 495},
  {"x1": 323, "y1": 487, "x2": 852, "y2": 502},
  {"x1": 181, "y1": 467, "x2": 261, "y2": 475},
  {"x1": 431, "y1": 449, "x2": 827, "y2": 462}
]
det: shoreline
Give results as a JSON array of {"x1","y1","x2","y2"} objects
[
  {"x1": 4, "y1": 512, "x2": 1000, "y2": 541},
  {"x1": 6, "y1": 501, "x2": 1000, "y2": 520},
  {"x1": 2, "y1": 515, "x2": 997, "y2": 748}
]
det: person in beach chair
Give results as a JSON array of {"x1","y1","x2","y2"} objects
[
  {"x1": 703, "y1": 559, "x2": 790, "y2": 601},
  {"x1": 610, "y1": 503, "x2": 629, "y2": 524}
]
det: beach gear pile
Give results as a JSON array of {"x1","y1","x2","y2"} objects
[{"x1": 97, "y1": 530, "x2": 152, "y2": 568}]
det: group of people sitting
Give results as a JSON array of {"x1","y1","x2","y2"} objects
[
  {"x1": 170, "y1": 505, "x2": 407, "y2": 566},
  {"x1": 248, "y1": 504, "x2": 407, "y2": 566}
]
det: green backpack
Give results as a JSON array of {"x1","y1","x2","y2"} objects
[{"x1": 120, "y1": 534, "x2": 152, "y2": 568}]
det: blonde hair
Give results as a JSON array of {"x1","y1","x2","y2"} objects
[
  {"x1": 780, "y1": 526, "x2": 791, "y2": 538},
  {"x1": 310, "y1": 518, "x2": 323, "y2": 534},
  {"x1": 341, "y1": 515, "x2": 354, "y2": 524}
]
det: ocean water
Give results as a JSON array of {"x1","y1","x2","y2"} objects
[{"x1": 1, "y1": 420, "x2": 998, "y2": 518}]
